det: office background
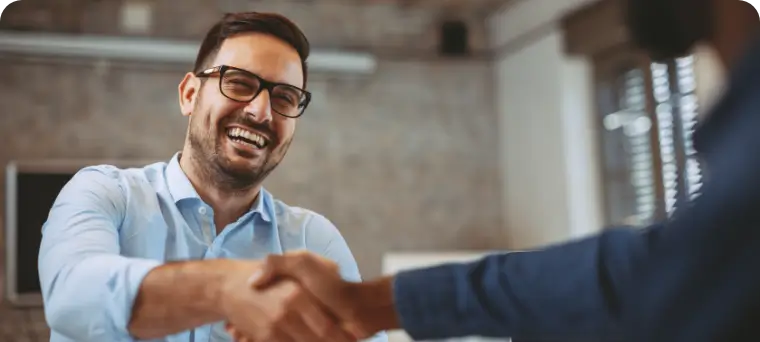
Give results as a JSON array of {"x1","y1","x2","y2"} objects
[{"x1": 0, "y1": 0, "x2": 726, "y2": 341}]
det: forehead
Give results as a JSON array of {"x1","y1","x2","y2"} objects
[{"x1": 211, "y1": 33, "x2": 304, "y2": 88}]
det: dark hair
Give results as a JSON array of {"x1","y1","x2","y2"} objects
[
  {"x1": 193, "y1": 12, "x2": 310, "y2": 87},
  {"x1": 624, "y1": 0, "x2": 714, "y2": 61}
]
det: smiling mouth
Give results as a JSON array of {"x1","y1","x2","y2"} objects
[{"x1": 227, "y1": 127, "x2": 268, "y2": 149}]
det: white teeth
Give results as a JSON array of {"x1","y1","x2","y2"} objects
[{"x1": 228, "y1": 128, "x2": 266, "y2": 147}]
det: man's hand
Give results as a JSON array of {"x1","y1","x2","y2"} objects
[
  {"x1": 244, "y1": 251, "x2": 401, "y2": 339},
  {"x1": 219, "y1": 260, "x2": 356, "y2": 342}
]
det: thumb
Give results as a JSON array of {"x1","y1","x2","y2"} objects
[{"x1": 248, "y1": 254, "x2": 284, "y2": 288}]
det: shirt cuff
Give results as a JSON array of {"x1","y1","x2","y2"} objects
[{"x1": 391, "y1": 264, "x2": 465, "y2": 340}]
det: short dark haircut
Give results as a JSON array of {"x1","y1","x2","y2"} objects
[
  {"x1": 624, "y1": 0, "x2": 714, "y2": 61},
  {"x1": 193, "y1": 12, "x2": 310, "y2": 88}
]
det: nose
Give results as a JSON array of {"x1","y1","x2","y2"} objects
[{"x1": 244, "y1": 89, "x2": 273, "y2": 123}]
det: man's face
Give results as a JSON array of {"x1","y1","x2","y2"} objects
[{"x1": 181, "y1": 33, "x2": 304, "y2": 188}]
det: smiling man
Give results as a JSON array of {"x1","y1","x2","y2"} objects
[
  {"x1": 228, "y1": 1, "x2": 760, "y2": 342},
  {"x1": 37, "y1": 12, "x2": 386, "y2": 342}
]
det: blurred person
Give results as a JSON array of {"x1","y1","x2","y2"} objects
[
  {"x1": 37, "y1": 11, "x2": 387, "y2": 342},
  {"x1": 228, "y1": 0, "x2": 760, "y2": 341}
]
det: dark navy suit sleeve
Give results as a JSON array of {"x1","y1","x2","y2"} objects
[
  {"x1": 392, "y1": 151, "x2": 759, "y2": 342},
  {"x1": 392, "y1": 43, "x2": 760, "y2": 341},
  {"x1": 392, "y1": 225, "x2": 651, "y2": 341},
  {"x1": 621, "y1": 86, "x2": 760, "y2": 341},
  {"x1": 391, "y1": 120, "x2": 760, "y2": 342}
]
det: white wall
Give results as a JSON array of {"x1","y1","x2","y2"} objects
[
  {"x1": 488, "y1": 0, "x2": 609, "y2": 249},
  {"x1": 488, "y1": 0, "x2": 725, "y2": 249}
]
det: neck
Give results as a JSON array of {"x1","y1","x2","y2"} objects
[{"x1": 178, "y1": 150, "x2": 260, "y2": 227}]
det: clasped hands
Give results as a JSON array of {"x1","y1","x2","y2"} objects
[{"x1": 219, "y1": 251, "x2": 394, "y2": 342}]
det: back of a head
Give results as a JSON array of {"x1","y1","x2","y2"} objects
[
  {"x1": 624, "y1": 0, "x2": 714, "y2": 61},
  {"x1": 193, "y1": 12, "x2": 311, "y2": 87}
]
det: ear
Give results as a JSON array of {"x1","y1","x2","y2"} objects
[{"x1": 178, "y1": 72, "x2": 200, "y2": 117}]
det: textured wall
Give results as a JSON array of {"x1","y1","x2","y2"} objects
[
  {"x1": 0, "y1": 0, "x2": 504, "y2": 281},
  {"x1": 0, "y1": 0, "x2": 492, "y2": 56}
]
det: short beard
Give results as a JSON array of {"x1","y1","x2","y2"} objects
[{"x1": 185, "y1": 102, "x2": 290, "y2": 194}]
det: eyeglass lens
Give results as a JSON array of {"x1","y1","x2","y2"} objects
[{"x1": 221, "y1": 69, "x2": 305, "y2": 117}]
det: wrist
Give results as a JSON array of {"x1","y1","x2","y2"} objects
[{"x1": 348, "y1": 276, "x2": 400, "y2": 334}]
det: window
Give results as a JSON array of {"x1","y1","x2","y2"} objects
[
  {"x1": 560, "y1": 0, "x2": 708, "y2": 228},
  {"x1": 594, "y1": 50, "x2": 703, "y2": 227},
  {"x1": 651, "y1": 56, "x2": 703, "y2": 212}
]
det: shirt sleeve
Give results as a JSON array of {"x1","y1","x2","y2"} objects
[
  {"x1": 37, "y1": 166, "x2": 162, "y2": 342},
  {"x1": 304, "y1": 213, "x2": 389, "y2": 342}
]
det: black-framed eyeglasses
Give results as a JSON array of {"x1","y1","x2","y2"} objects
[{"x1": 195, "y1": 65, "x2": 311, "y2": 118}]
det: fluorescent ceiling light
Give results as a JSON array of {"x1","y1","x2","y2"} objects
[{"x1": 0, "y1": 31, "x2": 378, "y2": 74}]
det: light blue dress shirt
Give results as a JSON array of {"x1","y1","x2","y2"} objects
[{"x1": 38, "y1": 153, "x2": 387, "y2": 342}]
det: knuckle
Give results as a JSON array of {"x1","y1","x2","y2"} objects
[
  {"x1": 282, "y1": 283, "x2": 305, "y2": 305},
  {"x1": 270, "y1": 307, "x2": 288, "y2": 327},
  {"x1": 292, "y1": 254, "x2": 311, "y2": 271},
  {"x1": 271, "y1": 306, "x2": 298, "y2": 329},
  {"x1": 270, "y1": 285, "x2": 305, "y2": 318}
]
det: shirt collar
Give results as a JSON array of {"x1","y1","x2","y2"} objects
[
  {"x1": 165, "y1": 152, "x2": 273, "y2": 222},
  {"x1": 166, "y1": 152, "x2": 200, "y2": 203},
  {"x1": 252, "y1": 187, "x2": 274, "y2": 222}
]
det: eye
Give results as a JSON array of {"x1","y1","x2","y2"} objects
[
  {"x1": 278, "y1": 94, "x2": 296, "y2": 103},
  {"x1": 273, "y1": 87, "x2": 301, "y2": 105}
]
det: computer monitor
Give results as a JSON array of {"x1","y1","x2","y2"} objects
[{"x1": 4, "y1": 159, "x2": 156, "y2": 307}]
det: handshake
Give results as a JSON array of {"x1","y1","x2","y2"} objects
[{"x1": 219, "y1": 251, "x2": 398, "y2": 342}]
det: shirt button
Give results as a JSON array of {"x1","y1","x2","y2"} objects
[{"x1": 198, "y1": 207, "x2": 207, "y2": 215}]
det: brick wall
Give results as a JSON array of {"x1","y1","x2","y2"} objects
[
  {"x1": 0, "y1": 0, "x2": 491, "y2": 56},
  {"x1": 0, "y1": 0, "x2": 504, "y2": 282}
]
